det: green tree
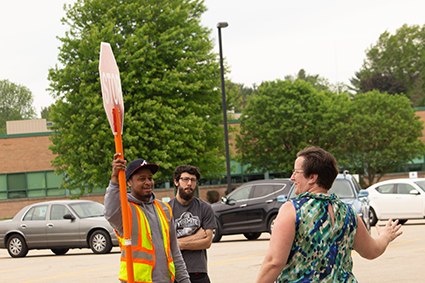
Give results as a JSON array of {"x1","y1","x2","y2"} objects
[
  {"x1": 284, "y1": 69, "x2": 328, "y2": 91},
  {"x1": 0, "y1": 79, "x2": 36, "y2": 134},
  {"x1": 235, "y1": 79, "x2": 326, "y2": 174},
  {"x1": 329, "y1": 90, "x2": 425, "y2": 186},
  {"x1": 315, "y1": 91, "x2": 352, "y2": 150},
  {"x1": 48, "y1": 0, "x2": 225, "y2": 195},
  {"x1": 40, "y1": 106, "x2": 52, "y2": 121},
  {"x1": 359, "y1": 72, "x2": 406, "y2": 95},
  {"x1": 355, "y1": 24, "x2": 425, "y2": 106},
  {"x1": 235, "y1": 78, "x2": 425, "y2": 187},
  {"x1": 285, "y1": 68, "x2": 349, "y2": 94},
  {"x1": 349, "y1": 71, "x2": 362, "y2": 93},
  {"x1": 224, "y1": 80, "x2": 242, "y2": 113},
  {"x1": 351, "y1": 69, "x2": 407, "y2": 97},
  {"x1": 224, "y1": 81, "x2": 257, "y2": 112}
]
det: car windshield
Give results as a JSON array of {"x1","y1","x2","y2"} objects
[
  {"x1": 289, "y1": 179, "x2": 355, "y2": 199},
  {"x1": 328, "y1": 179, "x2": 355, "y2": 199},
  {"x1": 69, "y1": 202, "x2": 105, "y2": 218},
  {"x1": 413, "y1": 180, "x2": 425, "y2": 192}
]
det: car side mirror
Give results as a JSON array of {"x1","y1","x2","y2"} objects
[
  {"x1": 63, "y1": 214, "x2": 76, "y2": 221},
  {"x1": 358, "y1": 190, "x2": 369, "y2": 198},
  {"x1": 277, "y1": 195, "x2": 287, "y2": 203},
  {"x1": 221, "y1": 197, "x2": 228, "y2": 204},
  {"x1": 410, "y1": 189, "x2": 420, "y2": 195}
]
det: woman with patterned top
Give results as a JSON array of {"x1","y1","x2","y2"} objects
[{"x1": 255, "y1": 146, "x2": 403, "y2": 283}]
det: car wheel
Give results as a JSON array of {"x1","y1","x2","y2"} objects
[
  {"x1": 268, "y1": 214, "x2": 277, "y2": 234},
  {"x1": 51, "y1": 248, "x2": 69, "y2": 255},
  {"x1": 212, "y1": 219, "x2": 222, "y2": 243},
  {"x1": 369, "y1": 208, "x2": 378, "y2": 227},
  {"x1": 7, "y1": 234, "x2": 28, "y2": 258},
  {"x1": 243, "y1": 232, "x2": 261, "y2": 240},
  {"x1": 397, "y1": 219, "x2": 408, "y2": 225},
  {"x1": 89, "y1": 230, "x2": 112, "y2": 254}
]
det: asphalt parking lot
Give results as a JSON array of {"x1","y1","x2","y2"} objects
[{"x1": 0, "y1": 220, "x2": 424, "y2": 282}]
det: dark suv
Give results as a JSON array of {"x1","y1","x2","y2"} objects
[{"x1": 211, "y1": 179, "x2": 293, "y2": 242}]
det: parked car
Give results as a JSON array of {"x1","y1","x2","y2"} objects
[
  {"x1": 0, "y1": 200, "x2": 119, "y2": 257},
  {"x1": 211, "y1": 179, "x2": 293, "y2": 242},
  {"x1": 286, "y1": 172, "x2": 371, "y2": 232},
  {"x1": 366, "y1": 178, "x2": 425, "y2": 226}
]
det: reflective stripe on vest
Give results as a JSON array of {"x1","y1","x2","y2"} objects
[
  {"x1": 154, "y1": 201, "x2": 175, "y2": 282},
  {"x1": 115, "y1": 200, "x2": 175, "y2": 283}
]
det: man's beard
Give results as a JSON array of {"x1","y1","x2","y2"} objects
[{"x1": 178, "y1": 185, "x2": 196, "y2": 201}]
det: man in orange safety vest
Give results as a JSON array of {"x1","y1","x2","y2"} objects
[{"x1": 104, "y1": 154, "x2": 190, "y2": 283}]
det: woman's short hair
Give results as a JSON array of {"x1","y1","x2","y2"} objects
[{"x1": 297, "y1": 146, "x2": 338, "y2": 190}]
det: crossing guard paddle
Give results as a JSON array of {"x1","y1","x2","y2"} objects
[{"x1": 99, "y1": 42, "x2": 134, "y2": 283}]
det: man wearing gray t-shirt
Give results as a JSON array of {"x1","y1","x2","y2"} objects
[{"x1": 168, "y1": 165, "x2": 216, "y2": 283}]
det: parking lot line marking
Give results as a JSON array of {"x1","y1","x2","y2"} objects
[
  {"x1": 208, "y1": 252, "x2": 266, "y2": 266},
  {"x1": 0, "y1": 267, "x2": 28, "y2": 273},
  {"x1": 351, "y1": 238, "x2": 420, "y2": 257},
  {"x1": 388, "y1": 238, "x2": 420, "y2": 247},
  {"x1": 21, "y1": 265, "x2": 118, "y2": 282}
]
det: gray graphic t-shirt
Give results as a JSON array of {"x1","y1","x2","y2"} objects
[
  {"x1": 175, "y1": 211, "x2": 201, "y2": 238},
  {"x1": 168, "y1": 197, "x2": 216, "y2": 274}
]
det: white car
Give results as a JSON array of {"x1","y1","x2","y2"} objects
[{"x1": 366, "y1": 178, "x2": 425, "y2": 226}]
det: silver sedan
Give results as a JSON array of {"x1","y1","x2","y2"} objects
[{"x1": 0, "y1": 200, "x2": 118, "y2": 257}]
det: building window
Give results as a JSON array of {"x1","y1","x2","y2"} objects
[
  {"x1": 0, "y1": 170, "x2": 111, "y2": 200},
  {"x1": 46, "y1": 171, "x2": 66, "y2": 196},
  {"x1": 7, "y1": 173, "x2": 27, "y2": 199},
  {"x1": 0, "y1": 175, "x2": 7, "y2": 200},
  {"x1": 27, "y1": 172, "x2": 46, "y2": 197},
  {"x1": 0, "y1": 171, "x2": 66, "y2": 200}
]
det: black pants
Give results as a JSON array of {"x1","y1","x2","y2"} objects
[{"x1": 176, "y1": 272, "x2": 210, "y2": 283}]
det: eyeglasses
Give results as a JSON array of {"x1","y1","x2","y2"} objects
[
  {"x1": 292, "y1": 169, "x2": 304, "y2": 175},
  {"x1": 180, "y1": 177, "x2": 198, "y2": 184}
]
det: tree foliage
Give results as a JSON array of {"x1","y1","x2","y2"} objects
[
  {"x1": 285, "y1": 69, "x2": 350, "y2": 94},
  {"x1": 225, "y1": 81, "x2": 257, "y2": 112},
  {"x1": 235, "y1": 78, "x2": 425, "y2": 187},
  {"x1": 329, "y1": 91, "x2": 425, "y2": 186},
  {"x1": 354, "y1": 24, "x2": 425, "y2": 106},
  {"x1": 235, "y1": 79, "x2": 326, "y2": 174},
  {"x1": 284, "y1": 69, "x2": 329, "y2": 92},
  {"x1": 0, "y1": 79, "x2": 36, "y2": 134},
  {"x1": 48, "y1": 0, "x2": 225, "y2": 195},
  {"x1": 359, "y1": 72, "x2": 406, "y2": 95},
  {"x1": 41, "y1": 106, "x2": 52, "y2": 121}
]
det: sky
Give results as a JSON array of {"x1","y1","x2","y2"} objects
[{"x1": 1, "y1": 0, "x2": 425, "y2": 117}]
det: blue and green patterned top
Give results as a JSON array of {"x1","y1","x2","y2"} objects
[{"x1": 276, "y1": 192, "x2": 358, "y2": 283}]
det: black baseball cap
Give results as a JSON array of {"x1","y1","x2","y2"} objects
[{"x1": 125, "y1": 158, "x2": 159, "y2": 181}]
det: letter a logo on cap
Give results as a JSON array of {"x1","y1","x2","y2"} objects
[{"x1": 141, "y1": 160, "x2": 148, "y2": 166}]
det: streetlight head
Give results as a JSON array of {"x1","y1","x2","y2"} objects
[{"x1": 217, "y1": 22, "x2": 228, "y2": 28}]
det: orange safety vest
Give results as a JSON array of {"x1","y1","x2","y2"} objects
[{"x1": 116, "y1": 200, "x2": 176, "y2": 283}]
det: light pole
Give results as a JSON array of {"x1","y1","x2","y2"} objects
[{"x1": 217, "y1": 22, "x2": 232, "y2": 194}]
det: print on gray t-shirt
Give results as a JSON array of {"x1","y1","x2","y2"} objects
[{"x1": 175, "y1": 211, "x2": 201, "y2": 238}]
